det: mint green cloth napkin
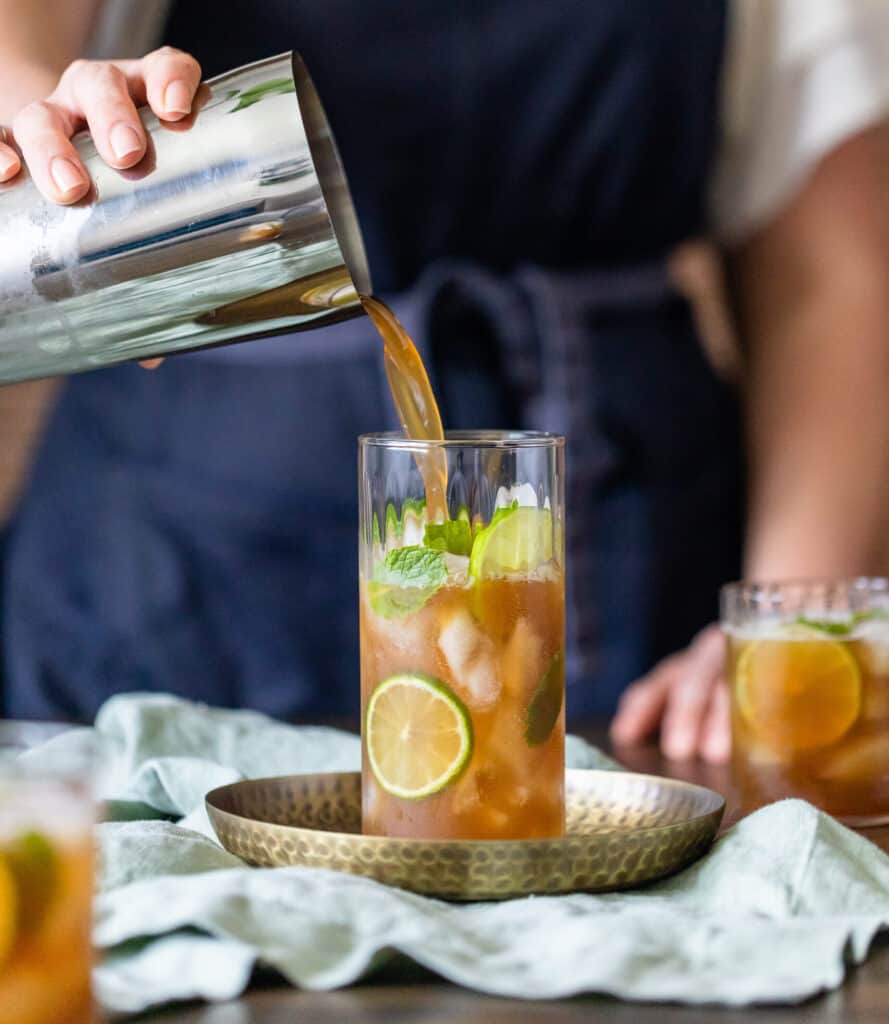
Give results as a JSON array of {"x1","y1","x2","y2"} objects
[{"x1": 44, "y1": 694, "x2": 889, "y2": 1013}]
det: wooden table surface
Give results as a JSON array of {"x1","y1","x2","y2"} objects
[{"x1": 139, "y1": 726, "x2": 889, "y2": 1024}]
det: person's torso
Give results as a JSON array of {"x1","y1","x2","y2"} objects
[
  {"x1": 164, "y1": 0, "x2": 727, "y2": 291},
  {"x1": 4, "y1": 1, "x2": 737, "y2": 722}
]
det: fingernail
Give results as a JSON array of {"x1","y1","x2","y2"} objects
[
  {"x1": 0, "y1": 151, "x2": 18, "y2": 177},
  {"x1": 610, "y1": 721, "x2": 633, "y2": 743},
  {"x1": 163, "y1": 80, "x2": 192, "y2": 116},
  {"x1": 109, "y1": 122, "x2": 142, "y2": 162},
  {"x1": 50, "y1": 157, "x2": 86, "y2": 195},
  {"x1": 664, "y1": 733, "x2": 692, "y2": 760},
  {"x1": 704, "y1": 732, "x2": 731, "y2": 763}
]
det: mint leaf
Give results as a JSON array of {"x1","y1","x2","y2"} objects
[
  {"x1": 424, "y1": 520, "x2": 472, "y2": 556},
  {"x1": 376, "y1": 546, "x2": 447, "y2": 589},
  {"x1": 368, "y1": 546, "x2": 447, "y2": 619},
  {"x1": 795, "y1": 609, "x2": 889, "y2": 636},
  {"x1": 525, "y1": 650, "x2": 564, "y2": 746},
  {"x1": 796, "y1": 616, "x2": 854, "y2": 637}
]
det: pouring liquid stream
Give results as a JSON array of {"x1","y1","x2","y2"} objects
[{"x1": 361, "y1": 295, "x2": 448, "y2": 522}]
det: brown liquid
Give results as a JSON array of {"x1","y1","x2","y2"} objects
[
  {"x1": 361, "y1": 295, "x2": 448, "y2": 522},
  {"x1": 727, "y1": 632, "x2": 889, "y2": 823},
  {"x1": 361, "y1": 574, "x2": 566, "y2": 839},
  {"x1": 0, "y1": 837, "x2": 94, "y2": 1024}
]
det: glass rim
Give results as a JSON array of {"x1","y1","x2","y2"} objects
[
  {"x1": 721, "y1": 576, "x2": 889, "y2": 598},
  {"x1": 720, "y1": 576, "x2": 889, "y2": 624},
  {"x1": 358, "y1": 430, "x2": 566, "y2": 451}
]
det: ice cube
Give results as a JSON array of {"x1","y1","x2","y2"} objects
[
  {"x1": 860, "y1": 677, "x2": 889, "y2": 724},
  {"x1": 531, "y1": 559, "x2": 563, "y2": 582},
  {"x1": 494, "y1": 483, "x2": 538, "y2": 509},
  {"x1": 856, "y1": 621, "x2": 889, "y2": 676},
  {"x1": 401, "y1": 516, "x2": 425, "y2": 546},
  {"x1": 363, "y1": 776, "x2": 383, "y2": 821},
  {"x1": 451, "y1": 771, "x2": 481, "y2": 815},
  {"x1": 743, "y1": 743, "x2": 784, "y2": 767},
  {"x1": 509, "y1": 785, "x2": 531, "y2": 811},
  {"x1": 818, "y1": 734, "x2": 889, "y2": 780},
  {"x1": 479, "y1": 807, "x2": 511, "y2": 834},
  {"x1": 501, "y1": 617, "x2": 545, "y2": 699},
  {"x1": 443, "y1": 553, "x2": 471, "y2": 584},
  {"x1": 361, "y1": 590, "x2": 437, "y2": 661},
  {"x1": 437, "y1": 606, "x2": 501, "y2": 707}
]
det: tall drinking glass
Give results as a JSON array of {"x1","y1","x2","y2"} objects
[
  {"x1": 359, "y1": 431, "x2": 566, "y2": 839},
  {"x1": 721, "y1": 578, "x2": 889, "y2": 825},
  {"x1": 0, "y1": 723, "x2": 95, "y2": 1024}
]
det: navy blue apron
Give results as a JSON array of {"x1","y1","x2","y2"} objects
[{"x1": 3, "y1": 0, "x2": 741, "y2": 721}]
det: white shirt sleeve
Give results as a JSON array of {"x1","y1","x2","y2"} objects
[{"x1": 712, "y1": 0, "x2": 889, "y2": 246}]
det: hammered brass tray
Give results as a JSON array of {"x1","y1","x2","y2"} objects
[{"x1": 206, "y1": 770, "x2": 724, "y2": 901}]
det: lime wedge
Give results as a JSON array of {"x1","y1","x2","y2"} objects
[
  {"x1": 469, "y1": 505, "x2": 553, "y2": 579},
  {"x1": 365, "y1": 673, "x2": 473, "y2": 799},
  {"x1": 525, "y1": 650, "x2": 564, "y2": 746}
]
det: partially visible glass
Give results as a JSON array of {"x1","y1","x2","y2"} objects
[
  {"x1": 0, "y1": 723, "x2": 95, "y2": 1024},
  {"x1": 721, "y1": 578, "x2": 889, "y2": 825},
  {"x1": 359, "y1": 431, "x2": 566, "y2": 840}
]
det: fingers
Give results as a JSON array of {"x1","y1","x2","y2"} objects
[
  {"x1": 699, "y1": 681, "x2": 731, "y2": 764},
  {"x1": 8, "y1": 49, "x2": 201, "y2": 204},
  {"x1": 53, "y1": 60, "x2": 146, "y2": 170},
  {"x1": 11, "y1": 100, "x2": 90, "y2": 204},
  {"x1": 659, "y1": 624, "x2": 725, "y2": 761},
  {"x1": 139, "y1": 358, "x2": 164, "y2": 370},
  {"x1": 610, "y1": 656, "x2": 680, "y2": 746},
  {"x1": 0, "y1": 128, "x2": 21, "y2": 181},
  {"x1": 611, "y1": 623, "x2": 732, "y2": 763},
  {"x1": 46, "y1": 62, "x2": 145, "y2": 173},
  {"x1": 140, "y1": 47, "x2": 202, "y2": 121}
]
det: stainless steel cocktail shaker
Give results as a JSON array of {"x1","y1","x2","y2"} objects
[{"x1": 0, "y1": 52, "x2": 371, "y2": 384}]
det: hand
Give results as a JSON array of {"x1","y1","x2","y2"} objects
[
  {"x1": 0, "y1": 47, "x2": 201, "y2": 203},
  {"x1": 609, "y1": 623, "x2": 731, "y2": 764}
]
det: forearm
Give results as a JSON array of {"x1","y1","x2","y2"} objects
[
  {"x1": 734, "y1": 128, "x2": 889, "y2": 580},
  {"x1": 0, "y1": 0, "x2": 100, "y2": 117},
  {"x1": 743, "y1": 286, "x2": 889, "y2": 579}
]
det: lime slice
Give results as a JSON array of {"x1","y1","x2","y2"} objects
[
  {"x1": 0, "y1": 857, "x2": 16, "y2": 966},
  {"x1": 736, "y1": 631, "x2": 861, "y2": 751},
  {"x1": 469, "y1": 506, "x2": 553, "y2": 579},
  {"x1": 525, "y1": 650, "x2": 564, "y2": 746},
  {"x1": 365, "y1": 673, "x2": 473, "y2": 799}
]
